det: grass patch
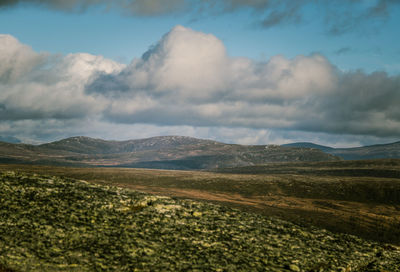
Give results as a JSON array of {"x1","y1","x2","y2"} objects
[
  {"x1": 1, "y1": 171, "x2": 400, "y2": 271},
  {"x1": 1, "y1": 161, "x2": 400, "y2": 246}
]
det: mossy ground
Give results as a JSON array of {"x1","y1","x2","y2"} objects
[{"x1": 1, "y1": 171, "x2": 400, "y2": 271}]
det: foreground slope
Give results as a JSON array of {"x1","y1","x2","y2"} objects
[
  {"x1": 2, "y1": 161, "x2": 400, "y2": 246},
  {"x1": 1, "y1": 171, "x2": 400, "y2": 271},
  {"x1": 0, "y1": 136, "x2": 340, "y2": 169}
]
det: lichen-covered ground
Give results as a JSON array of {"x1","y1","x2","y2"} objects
[{"x1": 0, "y1": 171, "x2": 399, "y2": 271}]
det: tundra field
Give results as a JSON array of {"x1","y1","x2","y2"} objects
[{"x1": 1, "y1": 159, "x2": 400, "y2": 271}]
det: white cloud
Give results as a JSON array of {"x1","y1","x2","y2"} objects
[
  {"x1": 0, "y1": 26, "x2": 399, "y2": 145},
  {"x1": 87, "y1": 26, "x2": 400, "y2": 138},
  {"x1": 0, "y1": 34, "x2": 47, "y2": 83},
  {"x1": 96, "y1": 25, "x2": 229, "y2": 101},
  {"x1": 0, "y1": 36, "x2": 124, "y2": 121}
]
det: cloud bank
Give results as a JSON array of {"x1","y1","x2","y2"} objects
[
  {"x1": 1, "y1": 0, "x2": 399, "y2": 34},
  {"x1": 0, "y1": 26, "x2": 399, "y2": 144}
]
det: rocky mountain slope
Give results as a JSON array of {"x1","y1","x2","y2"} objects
[
  {"x1": 0, "y1": 136, "x2": 340, "y2": 169},
  {"x1": 282, "y1": 141, "x2": 400, "y2": 160},
  {"x1": 1, "y1": 171, "x2": 399, "y2": 271}
]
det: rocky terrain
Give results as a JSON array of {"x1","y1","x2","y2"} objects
[
  {"x1": 0, "y1": 136, "x2": 339, "y2": 170},
  {"x1": 2, "y1": 160, "x2": 400, "y2": 246},
  {"x1": 1, "y1": 171, "x2": 400, "y2": 271}
]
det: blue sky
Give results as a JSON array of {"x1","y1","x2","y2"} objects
[
  {"x1": 0, "y1": 0, "x2": 399, "y2": 146},
  {"x1": 1, "y1": 1, "x2": 398, "y2": 73}
]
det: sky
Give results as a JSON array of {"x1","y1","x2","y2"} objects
[{"x1": 0, "y1": 0, "x2": 399, "y2": 147}]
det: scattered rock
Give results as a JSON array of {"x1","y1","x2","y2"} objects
[
  {"x1": 289, "y1": 264, "x2": 300, "y2": 271},
  {"x1": 0, "y1": 171, "x2": 400, "y2": 271}
]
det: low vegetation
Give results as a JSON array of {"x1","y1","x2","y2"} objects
[
  {"x1": 1, "y1": 160, "x2": 400, "y2": 245},
  {"x1": 1, "y1": 171, "x2": 400, "y2": 271}
]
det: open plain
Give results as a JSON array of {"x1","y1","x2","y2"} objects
[
  {"x1": 1, "y1": 169, "x2": 400, "y2": 271},
  {"x1": 1, "y1": 159, "x2": 400, "y2": 247}
]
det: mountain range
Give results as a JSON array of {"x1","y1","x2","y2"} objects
[
  {"x1": 1, "y1": 136, "x2": 399, "y2": 170},
  {"x1": 282, "y1": 141, "x2": 400, "y2": 160},
  {"x1": 0, "y1": 136, "x2": 339, "y2": 170}
]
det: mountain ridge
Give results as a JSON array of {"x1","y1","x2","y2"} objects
[
  {"x1": 0, "y1": 135, "x2": 339, "y2": 169},
  {"x1": 282, "y1": 141, "x2": 400, "y2": 160},
  {"x1": 281, "y1": 142, "x2": 334, "y2": 152}
]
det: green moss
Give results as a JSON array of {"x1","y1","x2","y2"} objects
[{"x1": 0, "y1": 171, "x2": 399, "y2": 271}]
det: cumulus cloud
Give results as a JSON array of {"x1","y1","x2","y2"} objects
[
  {"x1": 304, "y1": 71, "x2": 400, "y2": 136},
  {"x1": 0, "y1": 35, "x2": 124, "y2": 121},
  {"x1": 0, "y1": 34, "x2": 47, "y2": 83},
  {"x1": 1, "y1": 1, "x2": 399, "y2": 34},
  {"x1": 85, "y1": 26, "x2": 399, "y2": 138},
  {"x1": 1, "y1": 26, "x2": 399, "y2": 144},
  {"x1": 88, "y1": 26, "x2": 229, "y2": 101}
]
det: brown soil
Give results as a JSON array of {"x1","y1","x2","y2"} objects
[
  {"x1": 108, "y1": 183, "x2": 400, "y2": 245},
  {"x1": 1, "y1": 162, "x2": 400, "y2": 245}
]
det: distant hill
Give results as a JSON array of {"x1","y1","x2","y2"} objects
[
  {"x1": 40, "y1": 135, "x2": 218, "y2": 154},
  {"x1": 331, "y1": 141, "x2": 400, "y2": 160},
  {"x1": 282, "y1": 141, "x2": 400, "y2": 160},
  {"x1": 0, "y1": 136, "x2": 339, "y2": 169},
  {"x1": 0, "y1": 136, "x2": 21, "y2": 143},
  {"x1": 282, "y1": 142, "x2": 334, "y2": 152}
]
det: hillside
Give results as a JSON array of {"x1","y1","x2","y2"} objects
[
  {"x1": 1, "y1": 171, "x2": 400, "y2": 271},
  {"x1": 282, "y1": 142, "x2": 334, "y2": 152},
  {"x1": 2, "y1": 160, "x2": 400, "y2": 246},
  {"x1": 0, "y1": 136, "x2": 340, "y2": 169},
  {"x1": 39, "y1": 136, "x2": 218, "y2": 154},
  {"x1": 282, "y1": 141, "x2": 400, "y2": 160},
  {"x1": 331, "y1": 141, "x2": 400, "y2": 160}
]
